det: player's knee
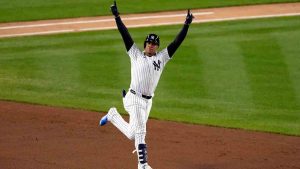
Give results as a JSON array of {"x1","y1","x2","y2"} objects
[
  {"x1": 126, "y1": 132, "x2": 135, "y2": 140},
  {"x1": 125, "y1": 129, "x2": 135, "y2": 140}
]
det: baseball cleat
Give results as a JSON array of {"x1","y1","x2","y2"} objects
[
  {"x1": 138, "y1": 163, "x2": 152, "y2": 169},
  {"x1": 99, "y1": 115, "x2": 108, "y2": 126}
]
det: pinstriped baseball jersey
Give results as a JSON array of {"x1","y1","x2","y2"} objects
[{"x1": 128, "y1": 43, "x2": 171, "y2": 96}]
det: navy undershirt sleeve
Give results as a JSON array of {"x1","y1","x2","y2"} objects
[
  {"x1": 167, "y1": 24, "x2": 190, "y2": 58},
  {"x1": 115, "y1": 16, "x2": 134, "y2": 52}
]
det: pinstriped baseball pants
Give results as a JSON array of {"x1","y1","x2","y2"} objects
[{"x1": 108, "y1": 91, "x2": 152, "y2": 148}]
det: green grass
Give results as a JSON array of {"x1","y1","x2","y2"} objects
[
  {"x1": 1, "y1": 16, "x2": 300, "y2": 136},
  {"x1": 0, "y1": 0, "x2": 300, "y2": 22}
]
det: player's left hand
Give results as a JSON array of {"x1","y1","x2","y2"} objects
[{"x1": 185, "y1": 9, "x2": 194, "y2": 25}]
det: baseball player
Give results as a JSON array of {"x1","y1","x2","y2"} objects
[{"x1": 99, "y1": 1, "x2": 193, "y2": 168}]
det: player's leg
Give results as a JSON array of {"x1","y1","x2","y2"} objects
[
  {"x1": 145, "y1": 99, "x2": 152, "y2": 123},
  {"x1": 129, "y1": 105, "x2": 153, "y2": 169},
  {"x1": 106, "y1": 107, "x2": 135, "y2": 140},
  {"x1": 132, "y1": 105, "x2": 147, "y2": 147},
  {"x1": 139, "y1": 100, "x2": 152, "y2": 169},
  {"x1": 99, "y1": 106, "x2": 134, "y2": 140}
]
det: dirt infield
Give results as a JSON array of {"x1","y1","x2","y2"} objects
[{"x1": 0, "y1": 100, "x2": 300, "y2": 169}]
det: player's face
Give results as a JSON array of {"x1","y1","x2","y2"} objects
[{"x1": 145, "y1": 42, "x2": 159, "y2": 56}]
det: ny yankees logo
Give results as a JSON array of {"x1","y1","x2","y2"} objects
[{"x1": 153, "y1": 60, "x2": 161, "y2": 71}]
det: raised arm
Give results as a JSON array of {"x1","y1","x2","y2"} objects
[
  {"x1": 111, "y1": 1, "x2": 134, "y2": 51},
  {"x1": 167, "y1": 9, "x2": 194, "y2": 58}
]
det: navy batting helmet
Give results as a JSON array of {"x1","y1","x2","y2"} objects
[{"x1": 144, "y1": 33, "x2": 160, "y2": 48}]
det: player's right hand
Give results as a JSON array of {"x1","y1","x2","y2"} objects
[{"x1": 111, "y1": 0, "x2": 119, "y2": 17}]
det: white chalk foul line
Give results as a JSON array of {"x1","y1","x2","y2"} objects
[
  {"x1": 0, "y1": 29, "x2": 74, "y2": 38},
  {"x1": 65, "y1": 12, "x2": 300, "y2": 31},
  {"x1": 0, "y1": 12, "x2": 214, "y2": 30},
  {"x1": 0, "y1": 12, "x2": 299, "y2": 38},
  {"x1": 196, "y1": 12, "x2": 300, "y2": 23}
]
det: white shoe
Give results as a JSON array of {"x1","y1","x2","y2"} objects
[{"x1": 138, "y1": 163, "x2": 152, "y2": 169}]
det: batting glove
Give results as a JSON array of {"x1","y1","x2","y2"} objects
[
  {"x1": 185, "y1": 9, "x2": 194, "y2": 25},
  {"x1": 111, "y1": 0, "x2": 119, "y2": 17}
]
